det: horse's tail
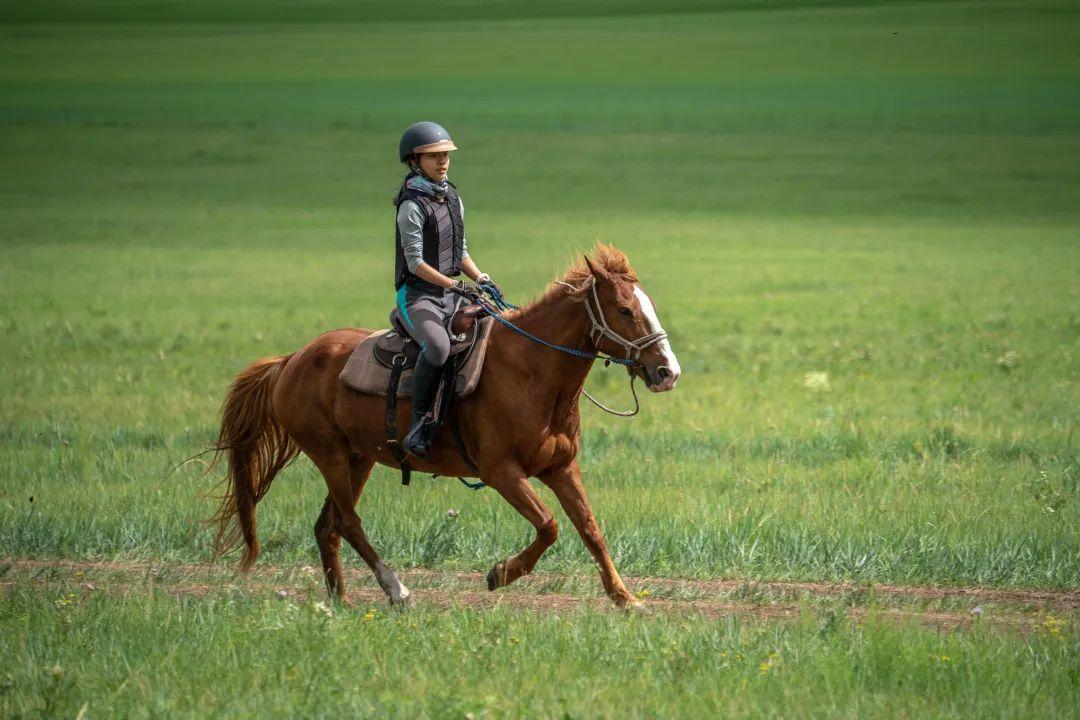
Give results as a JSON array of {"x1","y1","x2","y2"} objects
[{"x1": 207, "y1": 353, "x2": 299, "y2": 570}]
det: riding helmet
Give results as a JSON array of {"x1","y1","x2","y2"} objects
[{"x1": 399, "y1": 121, "x2": 458, "y2": 163}]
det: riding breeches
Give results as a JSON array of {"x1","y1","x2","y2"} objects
[{"x1": 395, "y1": 286, "x2": 457, "y2": 366}]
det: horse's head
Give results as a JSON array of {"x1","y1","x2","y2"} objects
[{"x1": 581, "y1": 249, "x2": 681, "y2": 393}]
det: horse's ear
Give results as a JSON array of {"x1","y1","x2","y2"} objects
[{"x1": 583, "y1": 254, "x2": 608, "y2": 282}]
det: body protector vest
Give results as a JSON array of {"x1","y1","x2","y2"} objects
[{"x1": 394, "y1": 182, "x2": 465, "y2": 291}]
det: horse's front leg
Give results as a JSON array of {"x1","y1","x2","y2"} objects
[
  {"x1": 484, "y1": 462, "x2": 559, "y2": 591},
  {"x1": 540, "y1": 460, "x2": 641, "y2": 610}
]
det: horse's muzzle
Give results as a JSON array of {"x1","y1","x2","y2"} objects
[{"x1": 646, "y1": 364, "x2": 679, "y2": 393}]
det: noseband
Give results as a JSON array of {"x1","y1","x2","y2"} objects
[{"x1": 578, "y1": 277, "x2": 668, "y2": 364}]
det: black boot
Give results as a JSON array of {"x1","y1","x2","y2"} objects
[{"x1": 403, "y1": 354, "x2": 442, "y2": 457}]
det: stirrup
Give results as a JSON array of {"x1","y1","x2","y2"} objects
[{"x1": 403, "y1": 416, "x2": 434, "y2": 457}]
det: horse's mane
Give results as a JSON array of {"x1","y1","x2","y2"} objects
[{"x1": 508, "y1": 244, "x2": 638, "y2": 319}]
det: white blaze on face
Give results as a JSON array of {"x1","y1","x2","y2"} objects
[{"x1": 633, "y1": 285, "x2": 681, "y2": 388}]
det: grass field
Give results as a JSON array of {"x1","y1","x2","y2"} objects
[
  {"x1": 2, "y1": 0, "x2": 1079, "y2": 716},
  {"x1": 3, "y1": 564, "x2": 1077, "y2": 718}
]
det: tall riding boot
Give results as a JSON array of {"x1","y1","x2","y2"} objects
[{"x1": 403, "y1": 354, "x2": 442, "y2": 457}]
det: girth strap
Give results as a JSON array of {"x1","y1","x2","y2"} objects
[
  {"x1": 440, "y1": 354, "x2": 481, "y2": 477},
  {"x1": 448, "y1": 406, "x2": 479, "y2": 477},
  {"x1": 384, "y1": 354, "x2": 412, "y2": 486}
]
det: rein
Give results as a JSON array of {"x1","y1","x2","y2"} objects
[{"x1": 477, "y1": 279, "x2": 664, "y2": 417}]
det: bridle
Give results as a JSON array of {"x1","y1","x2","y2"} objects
[
  {"x1": 479, "y1": 277, "x2": 668, "y2": 416},
  {"x1": 577, "y1": 277, "x2": 668, "y2": 365}
]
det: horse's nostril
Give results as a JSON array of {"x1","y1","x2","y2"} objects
[{"x1": 657, "y1": 366, "x2": 672, "y2": 381}]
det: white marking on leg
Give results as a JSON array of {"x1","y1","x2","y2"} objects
[
  {"x1": 633, "y1": 285, "x2": 681, "y2": 389},
  {"x1": 374, "y1": 561, "x2": 411, "y2": 605}
]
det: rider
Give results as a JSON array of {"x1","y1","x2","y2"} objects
[{"x1": 393, "y1": 121, "x2": 494, "y2": 458}]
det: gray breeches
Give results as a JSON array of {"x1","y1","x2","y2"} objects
[{"x1": 398, "y1": 289, "x2": 457, "y2": 366}]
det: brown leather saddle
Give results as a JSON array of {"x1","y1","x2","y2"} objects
[{"x1": 374, "y1": 303, "x2": 486, "y2": 373}]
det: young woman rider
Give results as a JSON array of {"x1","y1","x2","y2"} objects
[{"x1": 393, "y1": 121, "x2": 497, "y2": 458}]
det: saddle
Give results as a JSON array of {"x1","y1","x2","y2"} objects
[
  {"x1": 339, "y1": 304, "x2": 492, "y2": 397},
  {"x1": 338, "y1": 302, "x2": 493, "y2": 487}
]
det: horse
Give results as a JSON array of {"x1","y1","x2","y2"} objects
[{"x1": 208, "y1": 244, "x2": 681, "y2": 610}]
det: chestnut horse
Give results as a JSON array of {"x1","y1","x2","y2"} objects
[{"x1": 209, "y1": 245, "x2": 681, "y2": 609}]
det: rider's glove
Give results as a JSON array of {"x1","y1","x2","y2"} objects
[{"x1": 449, "y1": 279, "x2": 482, "y2": 301}]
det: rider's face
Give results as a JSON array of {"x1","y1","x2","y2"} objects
[{"x1": 417, "y1": 152, "x2": 450, "y2": 182}]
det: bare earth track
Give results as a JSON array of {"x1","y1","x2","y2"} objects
[{"x1": 3, "y1": 558, "x2": 1077, "y2": 631}]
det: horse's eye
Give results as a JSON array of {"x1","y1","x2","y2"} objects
[{"x1": 618, "y1": 307, "x2": 633, "y2": 317}]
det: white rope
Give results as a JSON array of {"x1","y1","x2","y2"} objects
[{"x1": 582, "y1": 375, "x2": 640, "y2": 417}]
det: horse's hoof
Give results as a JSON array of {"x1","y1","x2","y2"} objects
[
  {"x1": 486, "y1": 563, "x2": 502, "y2": 591},
  {"x1": 617, "y1": 597, "x2": 650, "y2": 614},
  {"x1": 388, "y1": 583, "x2": 413, "y2": 609},
  {"x1": 388, "y1": 591, "x2": 413, "y2": 610}
]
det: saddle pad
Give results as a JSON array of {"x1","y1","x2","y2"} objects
[{"x1": 338, "y1": 316, "x2": 494, "y2": 398}]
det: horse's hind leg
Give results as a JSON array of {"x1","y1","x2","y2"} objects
[
  {"x1": 314, "y1": 452, "x2": 375, "y2": 600},
  {"x1": 484, "y1": 463, "x2": 559, "y2": 591},
  {"x1": 307, "y1": 444, "x2": 411, "y2": 606}
]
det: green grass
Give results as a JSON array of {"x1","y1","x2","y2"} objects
[
  {"x1": 1, "y1": 1, "x2": 1078, "y2": 586},
  {"x1": 3, "y1": 208, "x2": 1078, "y2": 585},
  {"x1": 1, "y1": 1, "x2": 1079, "y2": 714},
  {"x1": 2, "y1": 583, "x2": 1077, "y2": 719}
]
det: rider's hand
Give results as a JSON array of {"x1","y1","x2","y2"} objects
[
  {"x1": 476, "y1": 273, "x2": 502, "y2": 297},
  {"x1": 449, "y1": 279, "x2": 482, "y2": 301}
]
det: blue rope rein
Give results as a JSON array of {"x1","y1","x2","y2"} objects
[
  {"x1": 476, "y1": 282, "x2": 635, "y2": 367},
  {"x1": 478, "y1": 282, "x2": 517, "y2": 312}
]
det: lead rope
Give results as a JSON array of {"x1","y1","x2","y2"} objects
[
  {"x1": 583, "y1": 373, "x2": 640, "y2": 417},
  {"x1": 478, "y1": 282, "x2": 642, "y2": 417}
]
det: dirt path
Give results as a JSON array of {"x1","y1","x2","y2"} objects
[{"x1": 3, "y1": 557, "x2": 1077, "y2": 631}]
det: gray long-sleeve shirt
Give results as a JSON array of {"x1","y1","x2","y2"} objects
[{"x1": 396, "y1": 197, "x2": 469, "y2": 273}]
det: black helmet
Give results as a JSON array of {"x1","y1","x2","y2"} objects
[{"x1": 399, "y1": 121, "x2": 458, "y2": 163}]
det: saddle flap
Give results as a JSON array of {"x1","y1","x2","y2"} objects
[{"x1": 373, "y1": 330, "x2": 417, "y2": 369}]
